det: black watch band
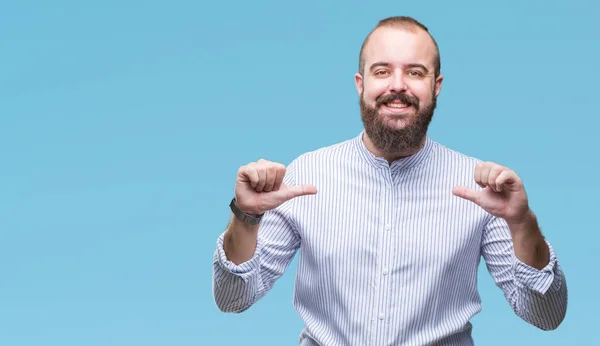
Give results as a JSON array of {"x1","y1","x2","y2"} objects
[{"x1": 229, "y1": 198, "x2": 263, "y2": 225}]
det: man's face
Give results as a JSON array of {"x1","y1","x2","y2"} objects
[{"x1": 355, "y1": 26, "x2": 443, "y2": 155}]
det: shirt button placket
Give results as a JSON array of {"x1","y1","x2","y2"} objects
[{"x1": 378, "y1": 171, "x2": 393, "y2": 342}]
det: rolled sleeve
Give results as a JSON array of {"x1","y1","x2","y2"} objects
[
  {"x1": 214, "y1": 232, "x2": 263, "y2": 282},
  {"x1": 513, "y1": 238, "x2": 563, "y2": 295}
]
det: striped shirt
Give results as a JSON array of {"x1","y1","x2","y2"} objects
[{"x1": 212, "y1": 131, "x2": 568, "y2": 346}]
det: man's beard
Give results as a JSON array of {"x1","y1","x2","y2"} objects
[{"x1": 360, "y1": 91, "x2": 437, "y2": 156}]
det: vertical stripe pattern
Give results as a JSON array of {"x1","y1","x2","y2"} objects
[{"x1": 212, "y1": 131, "x2": 568, "y2": 346}]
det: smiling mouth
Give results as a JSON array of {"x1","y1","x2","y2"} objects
[{"x1": 384, "y1": 102, "x2": 409, "y2": 109}]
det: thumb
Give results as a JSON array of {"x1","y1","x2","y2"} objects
[
  {"x1": 283, "y1": 184, "x2": 318, "y2": 200},
  {"x1": 452, "y1": 186, "x2": 481, "y2": 204}
]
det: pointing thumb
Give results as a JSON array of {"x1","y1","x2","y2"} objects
[
  {"x1": 285, "y1": 184, "x2": 318, "y2": 200},
  {"x1": 452, "y1": 186, "x2": 480, "y2": 204}
]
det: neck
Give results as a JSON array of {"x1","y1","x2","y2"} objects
[{"x1": 362, "y1": 132, "x2": 426, "y2": 164}]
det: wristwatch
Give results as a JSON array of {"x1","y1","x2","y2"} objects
[{"x1": 229, "y1": 197, "x2": 264, "y2": 225}]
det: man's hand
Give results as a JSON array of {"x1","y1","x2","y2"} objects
[
  {"x1": 452, "y1": 161, "x2": 551, "y2": 270},
  {"x1": 452, "y1": 162, "x2": 530, "y2": 224},
  {"x1": 234, "y1": 159, "x2": 317, "y2": 215}
]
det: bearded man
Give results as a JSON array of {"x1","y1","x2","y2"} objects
[{"x1": 212, "y1": 16, "x2": 568, "y2": 346}]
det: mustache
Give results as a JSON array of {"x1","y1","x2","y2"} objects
[{"x1": 376, "y1": 93, "x2": 419, "y2": 108}]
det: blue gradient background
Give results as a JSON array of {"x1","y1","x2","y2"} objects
[{"x1": 1, "y1": 1, "x2": 597, "y2": 345}]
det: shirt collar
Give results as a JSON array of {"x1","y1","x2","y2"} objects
[{"x1": 353, "y1": 130, "x2": 434, "y2": 173}]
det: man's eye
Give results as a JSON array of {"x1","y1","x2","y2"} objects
[
  {"x1": 375, "y1": 70, "x2": 389, "y2": 76},
  {"x1": 408, "y1": 71, "x2": 423, "y2": 77}
]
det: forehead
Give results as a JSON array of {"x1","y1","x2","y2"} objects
[{"x1": 363, "y1": 26, "x2": 437, "y2": 70}]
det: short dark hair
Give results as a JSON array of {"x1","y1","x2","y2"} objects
[{"x1": 358, "y1": 16, "x2": 441, "y2": 78}]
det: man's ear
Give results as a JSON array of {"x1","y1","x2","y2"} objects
[
  {"x1": 354, "y1": 72, "x2": 364, "y2": 96},
  {"x1": 434, "y1": 74, "x2": 443, "y2": 97}
]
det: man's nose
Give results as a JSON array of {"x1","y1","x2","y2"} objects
[{"x1": 389, "y1": 72, "x2": 408, "y2": 93}]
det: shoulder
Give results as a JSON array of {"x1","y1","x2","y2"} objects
[
  {"x1": 427, "y1": 138, "x2": 483, "y2": 170},
  {"x1": 290, "y1": 134, "x2": 359, "y2": 167}
]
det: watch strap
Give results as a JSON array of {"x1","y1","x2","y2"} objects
[{"x1": 229, "y1": 197, "x2": 263, "y2": 225}]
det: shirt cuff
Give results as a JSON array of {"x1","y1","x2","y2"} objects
[
  {"x1": 214, "y1": 232, "x2": 262, "y2": 282},
  {"x1": 513, "y1": 238, "x2": 562, "y2": 295}
]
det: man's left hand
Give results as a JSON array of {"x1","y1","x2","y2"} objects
[{"x1": 452, "y1": 162, "x2": 531, "y2": 225}]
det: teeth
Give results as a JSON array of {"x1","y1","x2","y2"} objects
[{"x1": 386, "y1": 102, "x2": 407, "y2": 109}]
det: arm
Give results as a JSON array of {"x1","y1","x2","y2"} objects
[
  {"x1": 507, "y1": 210, "x2": 549, "y2": 270},
  {"x1": 453, "y1": 161, "x2": 568, "y2": 330},
  {"x1": 482, "y1": 215, "x2": 567, "y2": 330},
  {"x1": 212, "y1": 199, "x2": 300, "y2": 313},
  {"x1": 222, "y1": 212, "x2": 260, "y2": 266},
  {"x1": 212, "y1": 159, "x2": 316, "y2": 313}
]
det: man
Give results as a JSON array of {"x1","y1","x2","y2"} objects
[{"x1": 212, "y1": 16, "x2": 568, "y2": 346}]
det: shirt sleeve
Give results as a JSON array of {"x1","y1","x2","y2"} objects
[
  {"x1": 481, "y1": 216, "x2": 568, "y2": 330},
  {"x1": 212, "y1": 160, "x2": 301, "y2": 313}
]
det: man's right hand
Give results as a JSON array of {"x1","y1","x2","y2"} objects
[{"x1": 234, "y1": 159, "x2": 317, "y2": 215}]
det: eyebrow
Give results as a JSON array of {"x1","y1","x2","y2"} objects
[{"x1": 369, "y1": 62, "x2": 430, "y2": 74}]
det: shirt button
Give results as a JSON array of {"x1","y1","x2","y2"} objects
[
  {"x1": 382, "y1": 269, "x2": 388, "y2": 275},
  {"x1": 385, "y1": 224, "x2": 391, "y2": 231},
  {"x1": 379, "y1": 313, "x2": 384, "y2": 320}
]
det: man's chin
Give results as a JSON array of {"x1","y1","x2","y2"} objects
[
  {"x1": 378, "y1": 111, "x2": 416, "y2": 128},
  {"x1": 380, "y1": 121, "x2": 412, "y2": 133}
]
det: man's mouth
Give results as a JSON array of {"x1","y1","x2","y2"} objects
[{"x1": 384, "y1": 102, "x2": 409, "y2": 109}]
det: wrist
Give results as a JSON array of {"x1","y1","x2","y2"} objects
[
  {"x1": 229, "y1": 212, "x2": 260, "y2": 232},
  {"x1": 506, "y1": 209, "x2": 535, "y2": 229},
  {"x1": 230, "y1": 197, "x2": 264, "y2": 225},
  {"x1": 232, "y1": 196, "x2": 264, "y2": 215},
  {"x1": 507, "y1": 210, "x2": 541, "y2": 239}
]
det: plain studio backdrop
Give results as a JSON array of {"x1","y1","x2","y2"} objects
[{"x1": 0, "y1": 0, "x2": 598, "y2": 345}]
